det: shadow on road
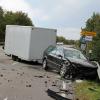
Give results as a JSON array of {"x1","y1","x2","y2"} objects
[{"x1": 19, "y1": 60, "x2": 59, "y2": 75}]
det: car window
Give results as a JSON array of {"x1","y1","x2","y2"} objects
[
  {"x1": 50, "y1": 48, "x2": 57, "y2": 55},
  {"x1": 56, "y1": 47, "x2": 63, "y2": 56}
]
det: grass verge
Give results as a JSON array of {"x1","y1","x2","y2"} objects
[{"x1": 74, "y1": 80, "x2": 100, "y2": 100}]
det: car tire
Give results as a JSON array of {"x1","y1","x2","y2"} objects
[
  {"x1": 60, "y1": 60, "x2": 72, "y2": 78},
  {"x1": 43, "y1": 59, "x2": 48, "y2": 70},
  {"x1": 60, "y1": 64, "x2": 67, "y2": 78}
]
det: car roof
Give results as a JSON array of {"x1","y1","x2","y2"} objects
[{"x1": 56, "y1": 45, "x2": 79, "y2": 52}]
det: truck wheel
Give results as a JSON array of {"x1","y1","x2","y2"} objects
[
  {"x1": 12, "y1": 55, "x2": 17, "y2": 61},
  {"x1": 16, "y1": 58, "x2": 21, "y2": 62},
  {"x1": 43, "y1": 59, "x2": 48, "y2": 70}
]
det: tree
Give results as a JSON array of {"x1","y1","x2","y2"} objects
[
  {"x1": 0, "y1": 6, "x2": 33, "y2": 42},
  {"x1": 4, "y1": 11, "x2": 33, "y2": 26},
  {"x1": 0, "y1": 7, "x2": 5, "y2": 42},
  {"x1": 92, "y1": 40, "x2": 100, "y2": 60},
  {"x1": 56, "y1": 36, "x2": 76, "y2": 45},
  {"x1": 83, "y1": 13, "x2": 100, "y2": 60},
  {"x1": 57, "y1": 36, "x2": 66, "y2": 43}
]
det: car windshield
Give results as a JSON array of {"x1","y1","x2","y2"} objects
[
  {"x1": 46, "y1": 45, "x2": 55, "y2": 53},
  {"x1": 64, "y1": 49, "x2": 87, "y2": 60}
]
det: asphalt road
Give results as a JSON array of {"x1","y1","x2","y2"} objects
[{"x1": 0, "y1": 47, "x2": 74, "y2": 100}]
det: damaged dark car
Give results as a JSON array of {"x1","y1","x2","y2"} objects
[{"x1": 42, "y1": 45, "x2": 98, "y2": 79}]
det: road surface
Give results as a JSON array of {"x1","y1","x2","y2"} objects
[{"x1": 0, "y1": 47, "x2": 74, "y2": 100}]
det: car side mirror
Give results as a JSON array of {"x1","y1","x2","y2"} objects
[{"x1": 57, "y1": 54, "x2": 63, "y2": 58}]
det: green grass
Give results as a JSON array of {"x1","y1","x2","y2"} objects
[{"x1": 74, "y1": 80, "x2": 100, "y2": 100}]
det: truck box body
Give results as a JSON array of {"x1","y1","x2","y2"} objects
[{"x1": 5, "y1": 25, "x2": 57, "y2": 61}]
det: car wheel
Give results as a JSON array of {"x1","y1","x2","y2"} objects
[
  {"x1": 43, "y1": 59, "x2": 48, "y2": 70},
  {"x1": 60, "y1": 64, "x2": 67, "y2": 78}
]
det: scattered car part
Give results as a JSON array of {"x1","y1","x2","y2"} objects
[
  {"x1": 46, "y1": 89, "x2": 71, "y2": 100},
  {"x1": 43, "y1": 59, "x2": 48, "y2": 70}
]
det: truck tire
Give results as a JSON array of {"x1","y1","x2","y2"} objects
[
  {"x1": 43, "y1": 59, "x2": 48, "y2": 70},
  {"x1": 16, "y1": 58, "x2": 21, "y2": 62},
  {"x1": 12, "y1": 55, "x2": 17, "y2": 61}
]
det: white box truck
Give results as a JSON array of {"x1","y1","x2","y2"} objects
[{"x1": 4, "y1": 25, "x2": 57, "y2": 62}]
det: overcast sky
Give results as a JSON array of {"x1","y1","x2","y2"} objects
[{"x1": 0, "y1": 0, "x2": 100, "y2": 40}]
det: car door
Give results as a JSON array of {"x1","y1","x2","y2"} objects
[
  {"x1": 47, "y1": 47, "x2": 57, "y2": 68},
  {"x1": 54, "y1": 47, "x2": 64, "y2": 70}
]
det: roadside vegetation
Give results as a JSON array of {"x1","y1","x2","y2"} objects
[
  {"x1": 75, "y1": 12, "x2": 100, "y2": 100},
  {"x1": 81, "y1": 13, "x2": 100, "y2": 62},
  {"x1": 74, "y1": 80, "x2": 100, "y2": 100},
  {"x1": 56, "y1": 36, "x2": 79, "y2": 46}
]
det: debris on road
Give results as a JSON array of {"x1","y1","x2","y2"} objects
[
  {"x1": 75, "y1": 80, "x2": 83, "y2": 83},
  {"x1": 26, "y1": 84, "x2": 32, "y2": 87},
  {"x1": 34, "y1": 75, "x2": 44, "y2": 78},
  {"x1": 0, "y1": 74, "x2": 3, "y2": 77},
  {"x1": 8, "y1": 80, "x2": 12, "y2": 82},
  {"x1": 45, "y1": 79, "x2": 74, "y2": 100},
  {"x1": 46, "y1": 89, "x2": 71, "y2": 100},
  {"x1": 52, "y1": 81, "x2": 57, "y2": 87},
  {"x1": 17, "y1": 72, "x2": 24, "y2": 76},
  {"x1": 88, "y1": 87, "x2": 97, "y2": 92},
  {"x1": 44, "y1": 81, "x2": 48, "y2": 87},
  {"x1": 47, "y1": 76, "x2": 50, "y2": 78}
]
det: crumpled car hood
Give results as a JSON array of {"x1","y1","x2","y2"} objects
[{"x1": 67, "y1": 58, "x2": 97, "y2": 68}]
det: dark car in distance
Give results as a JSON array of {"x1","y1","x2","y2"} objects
[{"x1": 42, "y1": 45, "x2": 98, "y2": 79}]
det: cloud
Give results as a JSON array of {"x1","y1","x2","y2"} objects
[
  {"x1": 0, "y1": 0, "x2": 50, "y2": 24},
  {"x1": 0, "y1": 0, "x2": 29, "y2": 11},
  {"x1": 0, "y1": 0, "x2": 100, "y2": 40},
  {"x1": 43, "y1": 0, "x2": 90, "y2": 21}
]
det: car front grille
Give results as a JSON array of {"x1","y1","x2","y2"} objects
[{"x1": 72, "y1": 64, "x2": 97, "y2": 77}]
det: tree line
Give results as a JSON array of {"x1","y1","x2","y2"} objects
[
  {"x1": 0, "y1": 7, "x2": 33, "y2": 42},
  {"x1": 56, "y1": 36, "x2": 78, "y2": 45}
]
